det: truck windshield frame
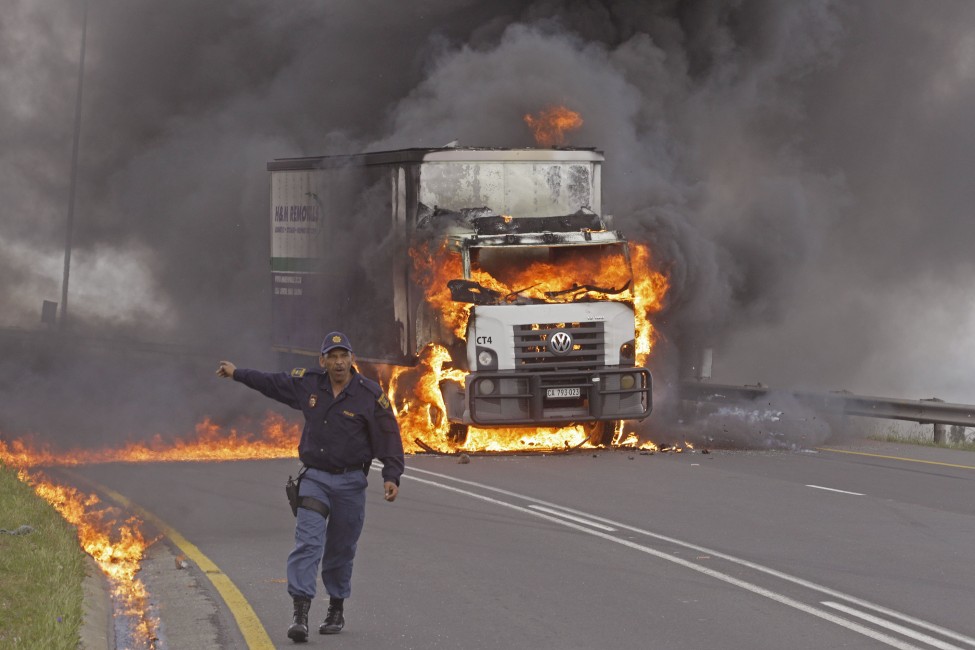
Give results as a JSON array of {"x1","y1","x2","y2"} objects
[{"x1": 446, "y1": 236, "x2": 633, "y2": 305}]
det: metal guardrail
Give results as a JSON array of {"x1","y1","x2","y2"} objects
[{"x1": 680, "y1": 381, "x2": 975, "y2": 442}]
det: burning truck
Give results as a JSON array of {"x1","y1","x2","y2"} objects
[{"x1": 266, "y1": 146, "x2": 667, "y2": 451}]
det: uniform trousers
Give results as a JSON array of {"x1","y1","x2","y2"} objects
[{"x1": 287, "y1": 467, "x2": 367, "y2": 600}]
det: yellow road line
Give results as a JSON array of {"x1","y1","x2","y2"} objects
[
  {"x1": 73, "y1": 476, "x2": 275, "y2": 649},
  {"x1": 816, "y1": 447, "x2": 975, "y2": 470}
]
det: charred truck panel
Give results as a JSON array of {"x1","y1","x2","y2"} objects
[{"x1": 267, "y1": 147, "x2": 651, "y2": 434}]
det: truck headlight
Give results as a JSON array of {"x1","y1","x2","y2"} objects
[
  {"x1": 620, "y1": 373, "x2": 636, "y2": 390},
  {"x1": 619, "y1": 340, "x2": 635, "y2": 365},
  {"x1": 476, "y1": 347, "x2": 497, "y2": 370}
]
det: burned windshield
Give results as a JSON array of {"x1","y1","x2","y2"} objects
[{"x1": 450, "y1": 242, "x2": 633, "y2": 305}]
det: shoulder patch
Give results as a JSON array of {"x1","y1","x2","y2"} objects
[
  {"x1": 290, "y1": 368, "x2": 306, "y2": 378},
  {"x1": 377, "y1": 393, "x2": 391, "y2": 410}
]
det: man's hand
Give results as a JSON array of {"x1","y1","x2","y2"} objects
[
  {"x1": 384, "y1": 481, "x2": 398, "y2": 502},
  {"x1": 216, "y1": 361, "x2": 236, "y2": 379}
]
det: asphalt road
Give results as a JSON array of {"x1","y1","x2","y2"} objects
[{"x1": 66, "y1": 440, "x2": 975, "y2": 650}]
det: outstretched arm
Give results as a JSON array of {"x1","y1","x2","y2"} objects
[
  {"x1": 216, "y1": 361, "x2": 236, "y2": 378},
  {"x1": 214, "y1": 361, "x2": 301, "y2": 409}
]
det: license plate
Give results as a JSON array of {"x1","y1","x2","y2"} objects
[{"x1": 546, "y1": 387, "x2": 581, "y2": 399}]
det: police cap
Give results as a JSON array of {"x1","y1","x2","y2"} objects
[{"x1": 320, "y1": 331, "x2": 353, "y2": 355}]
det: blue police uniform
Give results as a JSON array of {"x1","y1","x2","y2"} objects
[{"x1": 231, "y1": 344, "x2": 405, "y2": 604}]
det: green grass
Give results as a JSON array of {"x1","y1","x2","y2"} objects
[{"x1": 0, "y1": 463, "x2": 87, "y2": 649}]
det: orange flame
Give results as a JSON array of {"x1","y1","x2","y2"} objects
[
  {"x1": 410, "y1": 241, "x2": 472, "y2": 340},
  {"x1": 0, "y1": 414, "x2": 301, "y2": 646},
  {"x1": 631, "y1": 243, "x2": 670, "y2": 364},
  {"x1": 18, "y1": 468, "x2": 156, "y2": 641},
  {"x1": 0, "y1": 413, "x2": 300, "y2": 469},
  {"x1": 523, "y1": 106, "x2": 584, "y2": 147},
  {"x1": 388, "y1": 343, "x2": 468, "y2": 451}
]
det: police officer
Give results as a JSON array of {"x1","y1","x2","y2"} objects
[{"x1": 216, "y1": 331, "x2": 405, "y2": 643}]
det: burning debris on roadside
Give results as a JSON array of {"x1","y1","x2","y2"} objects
[
  {"x1": 0, "y1": 415, "x2": 303, "y2": 650},
  {"x1": 18, "y1": 469, "x2": 157, "y2": 648}
]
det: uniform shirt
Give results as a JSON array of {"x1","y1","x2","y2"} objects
[{"x1": 233, "y1": 366, "x2": 405, "y2": 486}]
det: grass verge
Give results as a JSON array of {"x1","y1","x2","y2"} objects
[{"x1": 0, "y1": 463, "x2": 87, "y2": 649}]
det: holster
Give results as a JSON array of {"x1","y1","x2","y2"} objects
[
  {"x1": 285, "y1": 467, "x2": 330, "y2": 519},
  {"x1": 286, "y1": 467, "x2": 306, "y2": 517}
]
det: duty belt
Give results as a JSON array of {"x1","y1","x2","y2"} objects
[{"x1": 321, "y1": 463, "x2": 368, "y2": 475}]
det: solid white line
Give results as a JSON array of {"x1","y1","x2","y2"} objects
[
  {"x1": 401, "y1": 471, "x2": 921, "y2": 649},
  {"x1": 822, "y1": 602, "x2": 965, "y2": 650},
  {"x1": 399, "y1": 464, "x2": 975, "y2": 648},
  {"x1": 807, "y1": 484, "x2": 865, "y2": 496},
  {"x1": 527, "y1": 504, "x2": 616, "y2": 531}
]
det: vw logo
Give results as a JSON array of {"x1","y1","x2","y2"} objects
[{"x1": 548, "y1": 331, "x2": 573, "y2": 355}]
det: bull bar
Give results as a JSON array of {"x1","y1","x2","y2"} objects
[{"x1": 467, "y1": 367, "x2": 652, "y2": 426}]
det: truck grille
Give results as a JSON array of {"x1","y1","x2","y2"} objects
[{"x1": 513, "y1": 321, "x2": 605, "y2": 371}]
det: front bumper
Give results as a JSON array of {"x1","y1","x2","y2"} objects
[{"x1": 465, "y1": 367, "x2": 652, "y2": 426}]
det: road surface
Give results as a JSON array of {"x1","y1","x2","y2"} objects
[{"x1": 66, "y1": 440, "x2": 975, "y2": 649}]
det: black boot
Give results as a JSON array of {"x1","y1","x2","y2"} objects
[
  {"x1": 288, "y1": 597, "x2": 311, "y2": 642},
  {"x1": 319, "y1": 601, "x2": 345, "y2": 634}
]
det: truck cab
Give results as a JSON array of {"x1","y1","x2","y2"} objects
[{"x1": 432, "y1": 209, "x2": 651, "y2": 431}]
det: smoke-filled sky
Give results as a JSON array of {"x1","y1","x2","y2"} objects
[{"x1": 2, "y1": 0, "x2": 974, "y2": 441}]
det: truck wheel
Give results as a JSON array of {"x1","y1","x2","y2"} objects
[
  {"x1": 447, "y1": 423, "x2": 470, "y2": 445},
  {"x1": 587, "y1": 421, "x2": 617, "y2": 447}
]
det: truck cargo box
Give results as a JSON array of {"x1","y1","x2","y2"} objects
[{"x1": 266, "y1": 147, "x2": 605, "y2": 364}]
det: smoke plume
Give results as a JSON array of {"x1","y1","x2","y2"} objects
[{"x1": 2, "y1": 0, "x2": 973, "y2": 446}]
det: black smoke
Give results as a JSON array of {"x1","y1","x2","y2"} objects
[{"x1": 2, "y1": 0, "x2": 973, "y2": 446}]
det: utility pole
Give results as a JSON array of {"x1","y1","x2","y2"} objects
[{"x1": 60, "y1": 0, "x2": 89, "y2": 330}]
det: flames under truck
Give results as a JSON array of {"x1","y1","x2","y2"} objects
[{"x1": 267, "y1": 147, "x2": 651, "y2": 445}]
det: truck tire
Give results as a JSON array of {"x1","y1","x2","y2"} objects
[
  {"x1": 587, "y1": 421, "x2": 617, "y2": 447},
  {"x1": 447, "y1": 423, "x2": 470, "y2": 445}
]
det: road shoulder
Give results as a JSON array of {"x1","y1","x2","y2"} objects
[
  {"x1": 141, "y1": 539, "x2": 227, "y2": 648},
  {"x1": 79, "y1": 556, "x2": 113, "y2": 650}
]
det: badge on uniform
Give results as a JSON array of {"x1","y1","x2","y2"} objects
[
  {"x1": 291, "y1": 368, "x2": 306, "y2": 378},
  {"x1": 309, "y1": 394, "x2": 318, "y2": 408},
  {"x1": 378, "y1": 393, "x2": 391, "y2": 410}
]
